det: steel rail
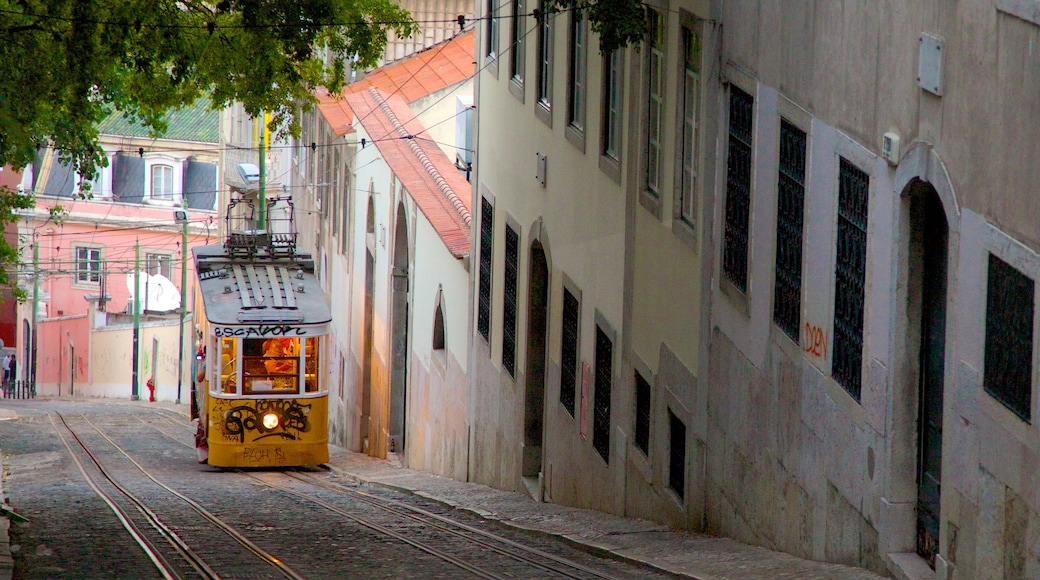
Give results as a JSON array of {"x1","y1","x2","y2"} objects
[
  {"x1": 50, "y1": 413, "x2": 195, "y2": 580},
  {"x1": 76, "y1": 413, "x2": 306, "y2": 580},
  {"x1": 287, "y1": 471, "x2": 623, "y2": 580}
]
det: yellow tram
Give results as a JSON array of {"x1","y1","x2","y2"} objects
[{"x1": 193, "y1": 201, "x2": 331, "y2": 467}]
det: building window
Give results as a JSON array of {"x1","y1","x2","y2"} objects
[
  {"x1": 537, "y1": 2, "x2": 553, "y2": 109},
  {"x1": 722, "y1": 86, "x2": 753, "y2": 292},
  {"x1": 644, "y1": 10, "x2": 664, "y2": 195},
  {"x1": 602, "y1": 48, "x2": 622, "y2": 160},
  {"x1": 433, "y1": 303, "x2": 446, "y2": 351},
  {"x1": 510, "y1": 0, "x2": 525, "y2": 84},
  {"x1": 151, "y1": 164, "x2": 174, "y2": 200},
  {"x1": 668, "y1": 408, "x2": 686, "y2": 501},
  {"x1": 832, "y1": 158, "x2": 869, "y2": 400},
  {"x1": 678, "y1": 26, "x2": 700, "y2": 226},
  {"x1": 984, "y1": 254, "x2": 1034, "y2": 422},
  {"x1": 593, "y1": 324, "x2": 613, "y2": 462},
  {"x1": 75, "y1": 247, "x2": 102, "y2": 283},
  {"x1": 478, "y1": 198, "x2": 494, "y2": 342},
  {"x1": 146, "y1": 253, "x2": 173, "y2": 279},
  {"x1": 486, "y1": 0, "x2": 499, "y2": 59},
  {"x1": 340, "y1": 166, "x2": 350, "y2": 254},
  {"x1": 560, "y1": 287, "x2": 580, "y2": 416},
  {"x1": 567, "y1": 9, "x2": 586, "y2": 132},
  {"x1": 503, "y1": 224, "x2": 520, "y2": 376},
  {"x1": 634, "y1": 371, "x2": 650, "y2": 456},
  {"x1": 773, "y1": 119, "x2": 807, "y2": 342}
]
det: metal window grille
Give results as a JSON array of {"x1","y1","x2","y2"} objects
[
  {"x1": 477, "y1": 199, "x2": 494, "y2": 341},
  {"x1": 537, "y1": 3, "x2": 553, "y2": 106},
  {"x1": 645, "y1": 10, "x2": 664, "y2": 194},
  {"x1": 603, "y1": 49, "x2": 621, "y2": 159},
  {"x1": 668, "y1": 408, "x2": 686, "y2": 501},
  {"x1": 76, "y1": 247, "x2": 101, "y2": 282},
  {"x1": 593, "y1": 325, "x2": 612, "y2": 462},
  {"x1": 679, "y1": 26, "x2": 700, "y2": 225},
  {"x1": 984, "y1": 254, "x2": 1034, "y2": 421},
  {"x1": 568, "y1": 11, "x2": 586, "y2": 130},
  {"x1": 832, "y1": 158, "x2": 869, "y2": 399},
  {"x1": 503, "y1": 225, "x2": 519, "y2": 376},
  {"x1": 634, "y1": 371, "x2": 650, "y2": 456},
  {"x1": 560, "y1": 288, "x2": 579, "y2": 415},
  {"x1": 510, "y1": 0, "x2": 525, "y2": 81},
  {"x1": 773, "y1": 119, "x2": 807, "y2": 342},
  {"x1": 722, "y1": 86, "x2": 753, "y2": 292}
]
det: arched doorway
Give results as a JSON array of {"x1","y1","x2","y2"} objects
[
  {"x1": 361, "y1": 197, "x2": 376, "y2": 453},
  {"x1": 389, "y1": 203, "x2": 410, "y2": 455},
  {"x1": 907, "y1": 181, "x2": 948, "y2": 567},
  {"x1": 522, "y1": 241, "x2": 549, "y2": 488}
]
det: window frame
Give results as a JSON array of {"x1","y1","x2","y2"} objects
[
  {"x1": 634, "y1": 370, "x2": 651, "y2": 456},
  {"x1": 502, "y1": 222, "x2": 520, "y2": 377},
  {"x1": 599, "y1": 46, "x2": 623, "y2": 183},
  {"x1": 145, "y1": 252, "x2": 173, "y2": 279},
  {"x1": 831, "y1": 156, "x2": 870, "y2": 400},
  {"x1": 509, "y1": 0, "x2": 526, "y2": 99},
  {"x1": 983, "y1": 253, "x2": 1035, "y2": 422},
  {"x1": 559, "y1": 280, "x2": 581, "y2": 416},
  {"x1": 592, "y1": 314, "x2": 615, "y2": 463},
  {"x1": 477, "y1": 194, "x2": 495, "y2": 343},
  {"x1": 772, "y1": 117, "x2": 808, "y2": 344},
  {"x1": 674, "y1": 19, "x2": 701, "y2": 229},
  {"x1": 643, "y1": 9, "x2": 665, "y2": 198},
  {"x1": 535, "y1": 0, "x2": 553, "y2": 125},
  {"x1": 74, "y1": 246, "x2": 102, "y2": 285},
  {"x1": 721, "y1": 83, "x2": 754, "y2": 295},
  {"x1": 565, "y1": 8, "x2": 587, "y2": 150},
  {"x1": 150, "y1": 163, "x2": 174, "y2": 200}
]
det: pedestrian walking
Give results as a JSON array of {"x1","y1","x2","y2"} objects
[
  {"x1": 2, "y1": 354, "x2": 11, "y2": 383},
  {"x1": 10, "y1": 354, "x2": 16, "y2": 383}
]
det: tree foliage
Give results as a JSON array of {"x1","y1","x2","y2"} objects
[
  {"x1": 543, "y1": 0, "x2": 646, "y2": 54},
  {"x1": 0, "y1": 0, "x2": 415, "y2": 179}
]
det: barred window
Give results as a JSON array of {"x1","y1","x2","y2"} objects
[
  {"x1": 634, "y1": 371, "x2": 650, "y2": 456},
  {"x1": 984, "y1": 254, "x2": 1034, "y2": 422},
  {"x1": 644, "y1": 10, "x2": 664, "y2": 195},
  {"x1": 722, "y1": 86, "x2": 753, "y2": 292},
  {"x1": 668, "y1": 409, "x2": 686, "y2": 501},
  {"x1": 503, "y1": 225, "x2": 520, "y2": 376},
  {"x1": 593, "y1": 325, "x2": 613, "y2": 462},
  {"x1": 477, "y1": 198, "x2": 494, "y2": 341},
  {"x1": 832, "y1": 158, "x2": 869, "y2": 399},
  {"x1": 560, "y1": 288, "x2": 580, "y2": 415},
  {"x1": 567, "y1": 10, "x2": 586, "y2": 131},
  {"x1": 773, "y1": 120, "x2": 807, "y2": 342}
]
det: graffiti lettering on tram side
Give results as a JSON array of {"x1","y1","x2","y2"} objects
[
  {"x1": 242, "y1": 446, "x2": 287, "y2": 462},
  {"x1": 803, "y1": 322, "x2": 828, "y2": 359},
  {"x1": 214, "y1": 325, "x2": 307, "y2": 338},
  {"x1": 220, "y1": 398, "x2": 312, "y2": 443}
]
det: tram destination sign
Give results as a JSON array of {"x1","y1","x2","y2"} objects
[{"x1": 213, "y1": 323, "x2": 329, "y2": 338}]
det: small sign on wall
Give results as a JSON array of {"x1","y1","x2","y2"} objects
[{"x1": 580, "y1": 361, "x2": 590, "y2": 440}]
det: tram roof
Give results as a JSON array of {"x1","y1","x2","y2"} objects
[{"x1": 193, "y1": 244, "x2": 332, "y2": 328}]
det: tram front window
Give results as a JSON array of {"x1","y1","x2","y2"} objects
[
  {"x1": 217, "y1": 337, "x2": 238, "y2": 394},
  {"x1": 305, "y1": 336, "x2": 321, "y2": 393},
  {"x1": 243, "y1": 337, "x2": 301, "y2": 394}
]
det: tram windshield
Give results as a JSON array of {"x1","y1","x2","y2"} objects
[{"x1": 212, "y1": 335, "x2": 323, "y2": 396}]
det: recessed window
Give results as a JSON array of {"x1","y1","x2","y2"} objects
[
  {"x1": 560, "y1": 287, "x2": 580, "y2": 415},
  {"x1": 503, "y1": 224, "x2": 520, "y2": 376},
  {"x1": 832, "y1": 157, "x2": 869, "y2": 400},
  {"x1": 668, "y1": 408, "x2": 686, "y2": 501},
  {"x1": 644, "y1": 10, "x2": 664, "y2": 195},
  {"x1": 566, "y1": 9, "x2": 586, "y2": 133},
  {"x1": 593, "y1": 324, "x2": 613, "y2": 463},
  {"x1": 984, "y1": 254, "x2": 1034, "y2": 422},
  {"x1": 486, "y1": 0, "x2": 499, "y2": 59},
  {"x1": 145, "y1": 253, "x2": 172, "y2": 279},
  {"x1": 602, "y1": 48, "x2": 622, "y2": 160},
  {"x1": 478, "y1": 198, "x2": 494, "y2": 342},
  {"x1": 537, "y1": 2, "x2": 553, "y2": 109},
  {"x1": 510, "y1": 0, "x2": 526, "y2": 84},
  {"x1": 722, "y1": 86, "x2": 753, "y2": 293},
  {"x1": 75, "y1": 247, "x2": 102, "y2": 283},
  {"x1": 433, "y1": 303, "x2": 446, "y2": 351},
  {"x1": 677, "y1": 26, "x2": 700, "y2": 226},
  {"x1": 773, "y1": 119, "x2": 807, "y2": 342},
  {"x1": 151, "y1": 164, "x2": 174, "y2": 200},
  {"x1": 634, "y1": 371, "x2": 651, "y2": 456}
]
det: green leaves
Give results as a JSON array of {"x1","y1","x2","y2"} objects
[{"x1": 542, "y1": 0, "x2": 646, "y2": 54}]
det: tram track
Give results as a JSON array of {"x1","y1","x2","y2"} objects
[{"x1": 51, "y1": 411, "x2": 306, "y2": 580}]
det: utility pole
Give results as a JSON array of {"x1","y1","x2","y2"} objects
[
  {"x1": 131, "y1": 238, "x2": 140, "y2": 400},
  {"x1": 176, "y1": 212, "x2": 188, "y2": 405},
  {"x1": 258, "y1": 110, "x2": 267, "y2": 231},
  {"x1": 30, "y1": 239, "x2": 38, "y2": 392}
]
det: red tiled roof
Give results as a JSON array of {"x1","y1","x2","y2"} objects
[
  {"x1": 317, "y1": 30, "x2": 475, "y2": 137},
  {"x1": 346, "y1": 89, "x2": 471, "y2": 258}
]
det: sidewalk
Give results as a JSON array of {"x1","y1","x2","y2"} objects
[{"x1": 324, "y1": 446, "x2": 886, "y2": 580}]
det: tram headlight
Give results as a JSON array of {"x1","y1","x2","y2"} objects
[{"x1": 262, "y1": 413, "x2": 280, "y2": 430}]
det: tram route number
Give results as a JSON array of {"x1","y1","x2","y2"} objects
[
  {"x1": 214, "y1": 325, "x2": 306, "y2": 338},
  {"x1": 243, "y1": 446, "x2": 286, "y2": 462}
]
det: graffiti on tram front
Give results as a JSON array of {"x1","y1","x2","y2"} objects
[
  {"x1": 215, "y1": 398, "x2": 312, "y2": 443},
  {"x1": 242, "y1": 446, "x2": 287, "y2": 463}
]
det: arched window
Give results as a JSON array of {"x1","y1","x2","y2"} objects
[{"x1": 433, "y1": 303, "x2": 445, "y2": 350}]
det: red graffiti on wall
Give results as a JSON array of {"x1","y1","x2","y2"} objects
[{"x1": 803, "y1": 322, "x2": 828, "y2": 359}]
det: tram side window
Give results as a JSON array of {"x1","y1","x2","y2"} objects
[
  {"x1": 243, "y1": 337, "x2": 301, "y2": 394},
  {"x1": 305, "y1": 336, "x2": 321, "y2": 393},
  {"x1": 218, "y1": 337, "x2": 238, "y2": 394}
]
